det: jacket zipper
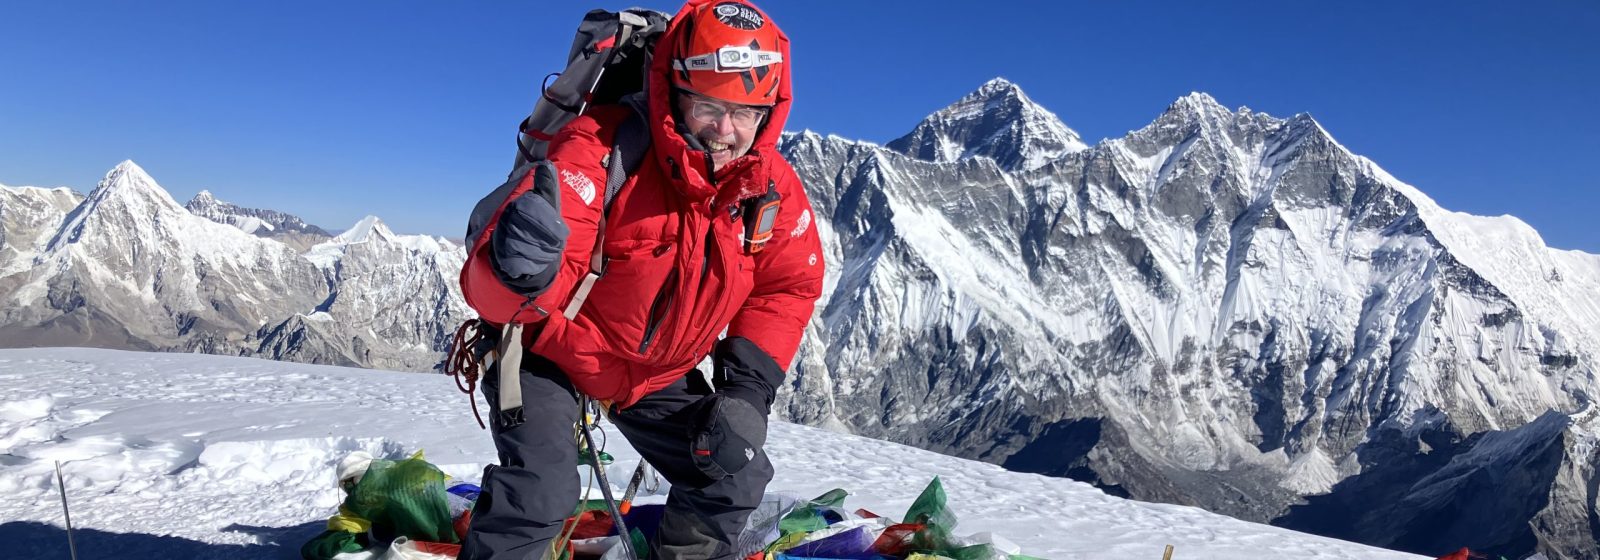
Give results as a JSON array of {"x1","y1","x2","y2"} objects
[
  {"x1": 699, "y1": 227, "x2": 714, "y2": 290},
  {"x1": 637, "y1": 268, "x2": 678, "y2": 354},
  {"x1": 640, "y1": 150, "x2": 717, "y2": 356}
]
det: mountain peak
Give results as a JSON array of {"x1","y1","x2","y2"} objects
[
  {"x1": 335, "y1": 215, "x2": 390, "y2": 244},
  {"x1": 887, "y1": 77, "x2": 1087, "y2": 171},
  {"x1": 185, "y1": 190, "x2": 222, "y2": 215},
  {"x1": 43, "y1": 161, "x2": 244, "y2": 255},
  {"x1": 111, "y1": 159, "x2": 146, "y2": 176},
  {"x1": 1159, "y1": 92, "x2": 1234, "y2": 125},
  {"x1": 91, "y1": 160, "x2": 183, "y2": 211},
  {"x1": 974, "y1": 76, "x2": 1022, "y2": 98},
  {"x1": 1174, "y1": 91, "x2": 1225, "y2": 111},
  {"x1": 104, "y1": 160, "x2": 158, "y2": 190}
]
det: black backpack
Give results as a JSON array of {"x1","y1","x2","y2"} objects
[
  {"x1": 452, "y1": 8, "x2": 671, "y2": 436},
  {"x1": 510, "y1": 8, "x2": 669, "y2": 175},
  {"x1": 462, "y1": 7, "x2": 669, "y2": 325}
]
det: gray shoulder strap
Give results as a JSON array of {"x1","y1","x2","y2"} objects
[
  {"x1": 567, "y1": 100, "x2": 652, "y2": 321},
  {"x1": 602, "y1": 97, "x2": 651, "y2": 213}
]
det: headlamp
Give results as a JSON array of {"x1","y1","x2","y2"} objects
[{"x1": 675, "y1": 46, "x2": 783, "y2": 74}]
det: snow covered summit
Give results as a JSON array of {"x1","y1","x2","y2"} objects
[
  {"x1": 5, "y1": 85, "x2": 1597, "y2": 558},
  {"x1": 887, "y1": 77, "x2": 1088, "y2": 172}
]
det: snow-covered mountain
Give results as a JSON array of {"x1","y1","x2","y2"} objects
[
  {"x1": 886, "y1": 77, "x2": 1089, "y2": 172},
  {"x1": 0, "y1": 183, "x2": 82, "y2": 278},
  {"x1": 285, "y1": 215, "x2": 470, "y2": 371},
  {"x1": 0, "y1": 347, "x2": 1426, "y2": 559},
  {"x1": 0, "y1": 161, "x2": 467, "y2": 372},
  {"x1": 184, "y1": 189, "x2": 332, "y2": 250},
  {"x1": 778, "y1": 85, "x2": 1600, "y2": 559}
]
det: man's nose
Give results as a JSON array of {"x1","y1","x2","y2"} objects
[{"x1": 712, "y1": 112, "x2": 738, "y2": 135}]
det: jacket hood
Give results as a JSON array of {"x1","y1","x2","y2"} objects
[{"x1": 646, "y1": 0, "x2": 793, "y2": 209}]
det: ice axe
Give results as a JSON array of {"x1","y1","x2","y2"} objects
[{"x1": 577, "y1": 397, "x2": 639, "y2": 559}]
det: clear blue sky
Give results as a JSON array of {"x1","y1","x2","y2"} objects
[{"x1": 3, "y1": 1, "x2": 1596, "y2": 252}]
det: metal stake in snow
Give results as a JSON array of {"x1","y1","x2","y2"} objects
[{"x1": 55, "y1": 461, "x2": 79, "y2": 560}]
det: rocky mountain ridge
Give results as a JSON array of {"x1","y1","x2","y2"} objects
[{"x1": 184, "y1": 189, "x2": 333, "y2": 251}]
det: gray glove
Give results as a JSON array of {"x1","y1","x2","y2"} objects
[{"x1": 490, "y1": 161, "x2": 568, "y2": 295}]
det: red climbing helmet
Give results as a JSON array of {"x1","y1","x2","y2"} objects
[{"x1": 666, "y1": 1, "x2": 786, "y2": 106}]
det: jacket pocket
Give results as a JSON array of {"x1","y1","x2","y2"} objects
[
  {"x1": 585, "y1": 238, "x2": 676, "y2": 359},
  {"x1": 638, "y1": 268, "x2": 678, "y2": 355}
]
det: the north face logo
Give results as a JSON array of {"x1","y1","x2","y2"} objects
[
  {"x1": 791, "y1": 208, "x2": 811, "y2": 238},
  {"x1": 561, "y1": 169, "x2": 596, "y2": 205},
  {"x1": 743, "y1": 448, "x2": 755, "y2": 461}
]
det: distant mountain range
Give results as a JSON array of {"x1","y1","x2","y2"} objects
[
  {"x1": 183, "y1": 189, "x2": 333, "y2": 251},
  {"x1": 0, "y1": 162, "x2": 468, "y2": 371},
  {"x1": 3, "y1": 78, "x2": 1596, "y2": 559}
]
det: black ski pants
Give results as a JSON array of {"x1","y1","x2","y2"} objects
[{"x1": 458, "y1": 353, "x2": 774, "y2": 560}]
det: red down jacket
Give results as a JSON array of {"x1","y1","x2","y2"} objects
[{"x1": 462, "y1": 7, "x2": 823, "y2": 409}]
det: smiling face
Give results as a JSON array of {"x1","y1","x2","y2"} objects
[{"x1": 675, "y1": 90, "x2": 767, "y2": 172}]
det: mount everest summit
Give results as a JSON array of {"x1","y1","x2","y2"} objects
[
  {"x1": 887, "y1": 77, "x2": 1089, "y2": 172},
  {"x1": 3, "y1": 78, "x2": 1598, "y2": 558}
]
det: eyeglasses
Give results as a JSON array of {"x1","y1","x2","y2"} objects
[{"x1": 681, "y1": 92, "x2": 769, "y2": 130}]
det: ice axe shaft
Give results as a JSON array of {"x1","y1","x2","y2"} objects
[
  {"x1": 55, "y1": 461, "x2": 79, "y2": 560},
  {"x1": 578, "y1": 398, "x2": 637, "y2": 559}
]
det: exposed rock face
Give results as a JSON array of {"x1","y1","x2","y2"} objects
[
  {"x1": 1, "y1": 184, "x2": 83, "y2": 281},
  {"x1": 1279, "y1": 409, "x2": 1600, "y2": 559},
  {"x1": 288, "y1": 215, "x2": 469, "y2": 372}
]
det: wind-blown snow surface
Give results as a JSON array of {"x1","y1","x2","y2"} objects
[{"x1": 0, "y1": 348, "x2": 1422, "y2": 559}]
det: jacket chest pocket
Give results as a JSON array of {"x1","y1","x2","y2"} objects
[{"x1": 587, "y1": 237, "x2": 679, "y2": 358}]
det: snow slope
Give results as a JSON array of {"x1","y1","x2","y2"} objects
[{"x1": 0, "y1": 348, "x2": 1422, "y2": 559}]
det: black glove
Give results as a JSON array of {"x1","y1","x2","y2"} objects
[
  {"x1": 710, "y1": 337, "x2": 783, "y2": 415},
  {"x1": 490, "y1": 161, "x2": 568, "y2": 295},
  {"x1": 688, "y1": 337, "x2": 784, "y2": 482}
]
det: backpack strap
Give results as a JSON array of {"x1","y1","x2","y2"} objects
[
  {"x1": 492, "y1": 105, "x2": 651, "y2": 430},
  {"x1": 562, "y1": 103, "x2": 651, "y2": 320},
  {"x1": 603, "y1": 97, "x2": 650, "y2": 210}
]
